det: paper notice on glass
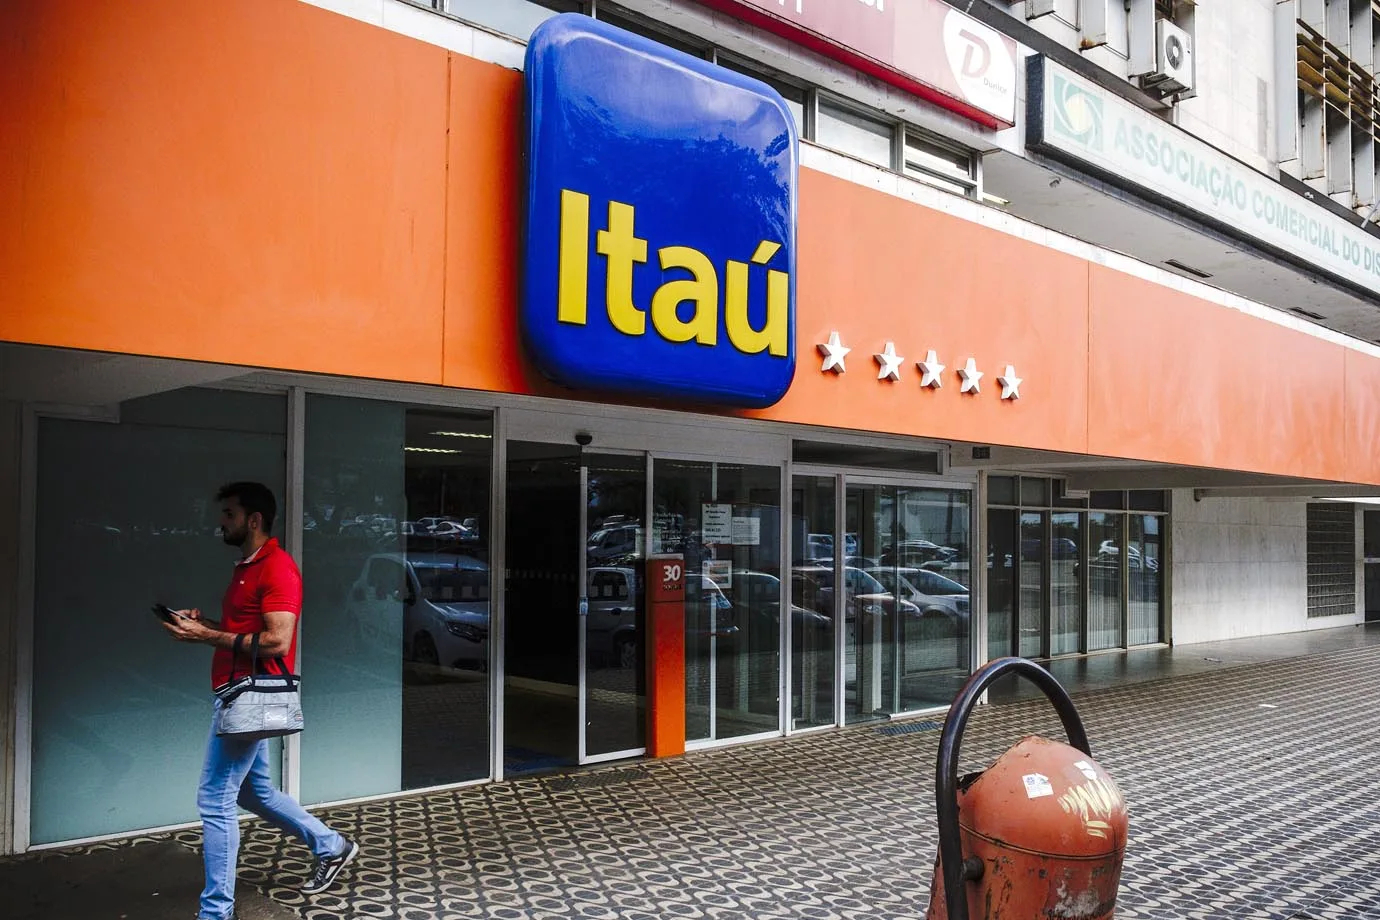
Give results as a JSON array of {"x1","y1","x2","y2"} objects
[
  {"x1": 702, "y1": 504, "x2": 733, "y2": 543},
  {"x1": 731, "y1": 515, "x2": 761, "y2": 546},
  {"x1": 704, "y1": 559, "x2": 732, "y2": 589}
]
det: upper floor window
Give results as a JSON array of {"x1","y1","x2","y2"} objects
[{"x1": 817, "y1": 100, "x2": 894, "y2": 170}]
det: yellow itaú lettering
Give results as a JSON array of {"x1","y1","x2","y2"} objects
[
  {"x1": 595, "y1": 200, "x2": 648, "y2": 336},
  {"x1": 558, "y1": 190, "x2": 590, "y2": 325},
  {"x1": 651, "y1": 246, "x2": 718, "y2": 346},
  {"x1": 724, "y1": 240, "x2": 787, "y2": 357}
]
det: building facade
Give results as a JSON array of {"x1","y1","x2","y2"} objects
[{"x1": 2, "y1": 0, "x2": 1379, "y2": 854}]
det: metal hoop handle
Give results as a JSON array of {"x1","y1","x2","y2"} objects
[{"x1": 934, "y1": 657, "x2": 1091, "y2": 920}]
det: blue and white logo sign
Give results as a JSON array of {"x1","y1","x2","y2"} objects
[{"x1": 523, "y1": 14, "x2": 798, "y2": 407}]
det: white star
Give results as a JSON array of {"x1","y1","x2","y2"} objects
[
  {"x1": 817, "y1": 331, "x2": 850, "y2": 374},
  {"x1": 958, "y1": 357, "x2": 983, "y2": 394},
  {"x1": 997, "y1": 365, "x2": 1023, "y2": 400},
  {"x1": 916, "y1": 350, "x2": 945, "y2": 389},
  {"x1": 874, "y1": 342, "x2": 904, "y2": 381}
]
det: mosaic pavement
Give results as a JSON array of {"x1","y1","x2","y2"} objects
[{"x1": 25, "y1": 641, "x2": 1380, "y2": 919}]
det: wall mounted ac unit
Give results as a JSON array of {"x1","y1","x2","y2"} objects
[{"x1": 1141, "y1": 19, "x2": 1195, "y2": 96}]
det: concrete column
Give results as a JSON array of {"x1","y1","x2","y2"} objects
[{"x1": 0, "y1": 401, "x2": 22, "y2": 855}]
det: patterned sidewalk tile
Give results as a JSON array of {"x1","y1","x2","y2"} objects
[{"x1": 23, "y1": 642, "x2": 1380, "y2": 918}]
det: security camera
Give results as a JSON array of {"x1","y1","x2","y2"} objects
[{"x1": 575, "y1": 431, "x2": 593, "y2": 447}]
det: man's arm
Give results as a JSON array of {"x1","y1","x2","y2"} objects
[{"x1": 162, "y1": 609, "x2": 296, "y2": 657}]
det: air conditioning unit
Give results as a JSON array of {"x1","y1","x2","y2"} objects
[{"x1": 1141, "y1": 19, "x2": 1195, "y2": 96}]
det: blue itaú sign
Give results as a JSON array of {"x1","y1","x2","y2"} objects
[{"x1": 523, "y1": 14, "x2": 798, "y2": 408}]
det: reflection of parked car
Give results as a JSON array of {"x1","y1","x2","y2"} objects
[
  {"x1": 791, "y1": 566, "x2": 921, "y2": 620},
  {"x1": 346, "y1": 553, "x2": 489, "y2": 670},
  {"x1": 867, "y1": 567, "x2": 969, "y2": 625},
  {"x1": 880, "y1": 540, "x2": 958, "y2": 567},
  {"x1": 587, "y1": 524, "x2": 640, "y2": 566},
  {"x1": 731, "y1": 570, "x2": 833, "y2": 635},
  {"x1": 586, "y1": 566, "x2": 640, "y2": 669}
]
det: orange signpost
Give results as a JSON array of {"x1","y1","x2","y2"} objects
[{"x1": 645, "y1": 554, "x2": 686, "y2": 758}]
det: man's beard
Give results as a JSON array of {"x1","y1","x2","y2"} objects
[{"x1": 221, "y1": 525, "x2": 248, "y2": 547}]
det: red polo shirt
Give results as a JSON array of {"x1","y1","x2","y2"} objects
[{"x1": 212, "y1": 537, "x2": 302, "y2": 688}]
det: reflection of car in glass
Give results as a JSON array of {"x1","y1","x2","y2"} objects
[
  {"x1": 1022, "y1": 537, "x2": 1078, "y2": 560},
  {"x1": 866, "y1": 567, "x2": 969, "y2": 626},
  {"x1": 346, "y1": 553, "x2": 489, "y2": 670},
  {"x1": 804, "y1": 533, "x2": 862, "y2": 562},
  {"x1": 587, "y1": 524, "x2": 640, "y2": 566},
  {"x1": 586, "y1": 566, "x2": 641, "y2": 669},
  {"x1": 880, "y1": 540, "x2": 958, "y2": 568},
  {"x1": 791, "y1": 566, "x2": 921, "y2": 621},
  {"x1": 729, "y1": 570, "x2": 833, "y2": 636}
]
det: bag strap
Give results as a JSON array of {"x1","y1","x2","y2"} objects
[{"x1": 232, "y1": 631, "x2": 292, "y2": 679}]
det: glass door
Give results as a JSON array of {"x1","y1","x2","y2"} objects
[
  {"x1": 581, "y1": 453, "x2": 647, "y2": 763},
  {"x1": 653, "y1": 458, "x2": 783, "y2": 745},
  {"x1": 504, "y1": 442, "x2": 647, "y2": 772},
  {"x1": 844, "y1": 480, "x2": 972, "y2": 721},
  {"x1": 790, "y1": 474, "x2": 837, "y2": 730}
]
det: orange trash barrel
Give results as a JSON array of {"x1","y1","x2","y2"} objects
[
  {"x1": 926, "y1": 736, "x2": 1128, "y2": 919},
  {"x1": 926, "y1": 657, "x2": 1129, "y2": 920}
]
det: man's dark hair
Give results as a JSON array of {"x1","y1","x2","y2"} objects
[{"x1": 216, "y1": 481, "x2": 278, "y2": 534}]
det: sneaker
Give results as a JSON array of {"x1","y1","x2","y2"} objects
[{"x1": 301, "y1": 838, "x2": 358, "y2": 895}]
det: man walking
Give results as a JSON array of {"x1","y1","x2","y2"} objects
[{"x1": 163, "y1": 481, "x2": 357, "y2": 920}]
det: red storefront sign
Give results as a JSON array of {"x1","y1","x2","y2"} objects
[{"x1": 696, "y1": 0, "x2": 1019, "y2": 128}]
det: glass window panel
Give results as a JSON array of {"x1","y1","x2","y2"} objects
[
  {"x1": 904, "y1": 133, "x2": 974, "y2": 182},
  {"x1": 302, "y1": 398, "x2": 492, "y2": 803},
  {"x1": 843, "y1": 483, "x2": 892, "y2": 722},
  {"x1": 986, "y1": 509, "x2": 1017, "y2": 661},
  {"x1": 1050, "y1": 512, "x2": 1083, "y2": 655},
  {"x1": 1020, "y1": 477, "x2": 1050, "y2": 507},
  {"x1": 1018, "y1": 512, "x2": 1046, "y2": 658},
  {"x1": 901, "y1": 167, "x2": 972, "y2": 196},
  {"x1": 988, "y1": 476, "x2": 1018, "y2": 506},
  {"x1": 32, "y1": 388, "x2": 285, "y2": 843},
  {"x1": 445, "y1": 0, "x2": 579, "y2": 41},
  {"x1": 816, "y1": 101, "x2": 894, "y2": 168},
  {"x1": 596, "y1": 9, "x2": 708, "y2": 58},
  {"x1": 1090, "y1": 490, "x2": 1126, "y2": 510},
  {"x1": 656, "y1": 460, "x2": 781, "y2": 742},
  {"x1": 893, "y1": 488, "x2": 971, "y2": 711},
  {"x1": 1128, "y1": 514, "x2": 1164, "y2": 645},
  {"x1": 790, "y1": 475, "x2": 836, "y2": 729},
  {"x1": 1365, "y1": 510, "x2": 1380, "y2": 558},
  {"x1": 1086, "y1": 512, "x2": 1125, "y2": 650},
  {"x1": 843, "y1": 484, "x2": 971, "y2": 719},
  {"x1": 1128, "y1": 490, "x2": 1166, "y2": 512},
  {"x1": 791, "y1": 441, "x2": 940, "y2": 473}
]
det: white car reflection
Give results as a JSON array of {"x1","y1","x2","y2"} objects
[
  {"x1": 866, "y1": 566, "x2": 969, "y2": 626},
  {"x1": 346, "y1": 552, "x2": 489, "y2": 670}
]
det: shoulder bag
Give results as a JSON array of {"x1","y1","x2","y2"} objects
[{"x1": 213, "y1": 632, "x2": 304, "y2": 741}]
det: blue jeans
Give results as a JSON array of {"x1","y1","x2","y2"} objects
[{"x1": 198, "y1": 701, "x2": 343, "y2": 920}]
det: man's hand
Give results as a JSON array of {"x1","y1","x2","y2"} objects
[{"x1": 162, "y1": 608, "x2": 214, "y2": 643}]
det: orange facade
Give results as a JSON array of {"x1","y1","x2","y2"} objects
[{"x1": 3, "y1": 0, "x2": 1378, "y2": 484}]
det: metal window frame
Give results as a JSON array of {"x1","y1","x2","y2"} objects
[
  {"x1": 815, "y1": 91, "x2": 904, "y2": 172},
  {"x1": 902, "y1": 127, "x2": 979, "y2": 194}
]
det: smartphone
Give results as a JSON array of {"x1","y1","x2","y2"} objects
[{"x1": 152, "y1": 603, "x2": 185, "y2": 624}]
